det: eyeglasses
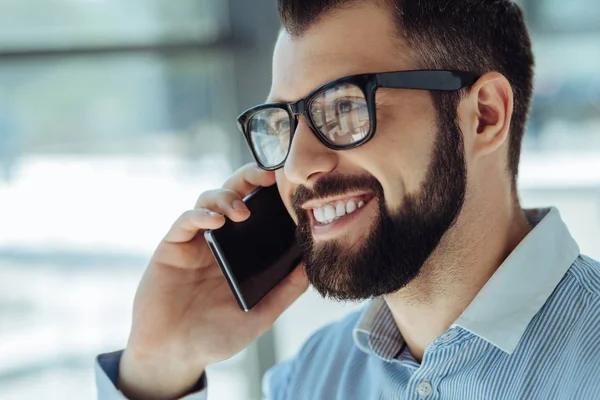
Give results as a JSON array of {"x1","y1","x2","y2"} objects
[{"x1": 237, "y1": 70, "x2": 480, "y2": 171}]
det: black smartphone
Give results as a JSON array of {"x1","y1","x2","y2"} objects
[{"x1": 204, "y1": 184, "x2": 302, "y2": 312}]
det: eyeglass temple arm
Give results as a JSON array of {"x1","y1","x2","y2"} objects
[{"x1": 374, "y1": 70, "x2": 480, "y2": 91}]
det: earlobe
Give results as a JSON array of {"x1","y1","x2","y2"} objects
[{"x1": 471, "y1": 72, "x2": 514, "y2": 158}]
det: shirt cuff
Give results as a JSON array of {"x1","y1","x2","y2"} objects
[{"x1": 95, "y1": 350, "x2": 207, "y2": 400}]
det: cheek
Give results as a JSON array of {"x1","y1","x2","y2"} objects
[
  {"x1": 356, "y1": 107, "x2": 437, "y2": 204},
  {"x1": 275, "y1": 171, "x2": 298, "y2": 223}
]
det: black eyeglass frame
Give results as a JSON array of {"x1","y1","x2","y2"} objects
[{"x1": 237, "y1": 69, "x2": 481, "y2": 171}]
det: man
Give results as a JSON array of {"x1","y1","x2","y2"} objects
[{"x1": 95, "y1": 0, "x2": 600, "y2": 399}]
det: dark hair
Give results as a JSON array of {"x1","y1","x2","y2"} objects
[{"x1": 278, "y1": 0, "x2": 535, "y2": 190}]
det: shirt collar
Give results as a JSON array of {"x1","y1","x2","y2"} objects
[
  {"x1": 453, "y1": 207, "x2": 580, "y2": 353},
  {"x1": 353, "y1": 296, "x2": 404, "y2": 361},
  {"x1": 353, "y1": 207, "x2": 581, "y2": 358}
]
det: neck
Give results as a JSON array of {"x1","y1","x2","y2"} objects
[{"x1": 384, "y1": 192, "x2": 532, "y2": 363}]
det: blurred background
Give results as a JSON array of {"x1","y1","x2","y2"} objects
[{"x1": 0, "y1": 0, "x2": 598, "y2": 399}]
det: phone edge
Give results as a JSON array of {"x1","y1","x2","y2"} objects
[{"x1": 203, "y1": 230, "x2": 251, "y2": 312}]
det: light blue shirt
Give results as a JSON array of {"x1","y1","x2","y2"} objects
[{"x1": 96, "y1": 207, "x2": 600, "y2": 399}]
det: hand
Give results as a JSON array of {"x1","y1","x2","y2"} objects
[{"x1": 118, "y1": 163, "x2": 309, "y2": 400}]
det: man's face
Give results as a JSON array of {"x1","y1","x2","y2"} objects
[{"x1": 270, "y1": 4, "x2": 467, "y2": 301}]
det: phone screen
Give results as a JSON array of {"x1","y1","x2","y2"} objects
[{"x1": 205, "y1": 184, "x2": 302, "y2": 311}]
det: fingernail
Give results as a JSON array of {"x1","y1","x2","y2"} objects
[
  {"x1": 232, "y1": 200, "x2": 246, "y2": 210},
  {"x1": 207, "y1": 211, "x2": 221, "y2": 217}
]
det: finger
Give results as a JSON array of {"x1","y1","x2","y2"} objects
[
  {"x1": 221, "y1": 163, "x2": 276, "y2": 197},
  {"x1": 251, "y1": 263, "x2": 309, "y2": 321},
  {"x1": 152, "y1": 235, "x2": 221, "y2": 271},
  {"x1": 194, "y1": 189, "x2": 251, "y2": 223},
  {"x1": 163, "y1": 209, "x2": 225, "y2": 244}
]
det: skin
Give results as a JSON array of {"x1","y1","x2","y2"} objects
[
  {"x1": 117, "y1": 3, "x2": 532, "y2": 399},
  {"x1": 271, "y1": 3, "x2": 532, "y2": 361}
]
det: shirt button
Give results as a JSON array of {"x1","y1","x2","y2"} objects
[{"x1": 416, "y1": 381, "x2": 433, "y2": 397}]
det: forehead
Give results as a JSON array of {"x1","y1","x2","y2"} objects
[{"x1": 268, "y1": 3, "x2": 414, "y2": 103}]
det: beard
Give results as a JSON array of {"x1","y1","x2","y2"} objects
[{"x1": 292, "y1": 111, "x2": 467, "y2": 302}]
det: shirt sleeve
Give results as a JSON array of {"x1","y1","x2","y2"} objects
[{"x1": 94, "y1": 350, "x2": 208, "y2": 400}]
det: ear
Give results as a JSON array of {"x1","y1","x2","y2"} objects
[{"x1": 461, "y1": 72, "x2": 514, "y2": 159}]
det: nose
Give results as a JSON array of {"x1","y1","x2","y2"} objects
[{"x1": 283, "y1": 117, "x2": 338, "y2": 186}]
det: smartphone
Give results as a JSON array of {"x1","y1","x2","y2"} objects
[{"x1": 204, "y1": 184, "x2": 302, "y2": 312}]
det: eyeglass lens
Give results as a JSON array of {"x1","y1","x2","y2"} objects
[{"x1": 248, "y1": 82, "x2": 371, "y2": 168}]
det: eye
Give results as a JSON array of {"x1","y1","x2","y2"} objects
[
  {"x1": 336, "y1": 99, "x2": 355, "y2": 114},
  {"x1": 273, "y1": 118, "x2": 290, "y2": 132}
]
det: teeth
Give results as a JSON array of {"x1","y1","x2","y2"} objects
[
  {"x1": 324, "y1": 204, "x2": 336, "y2": 221},
  {"x1": 313, "y1": 207, "x2": 325, "y2": 222},
  {"x1": 312, "y1": 198, "x2": 367, "y2": 224},
  {"x1": 335, "y1": 202, "x2": 345, "y2": 217},
  {"x1": 346, "y1": 200, "x2": 357, "y2": 214}
]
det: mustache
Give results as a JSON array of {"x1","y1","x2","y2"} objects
[{"x1": 292, "y1": 173, "x2": 384, "y2": 212}]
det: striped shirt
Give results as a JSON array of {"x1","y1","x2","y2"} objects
[
  {"x1": 95, "y1": 207, "x2": 600, "y2": 399},
  {"x1": 264, "y1": 207, "x2": 600, "y2": 399}
]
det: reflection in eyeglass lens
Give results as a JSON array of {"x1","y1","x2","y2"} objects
[
  {"x1": 310, "y1": 83, "x2": 370, "y2": 146},
  {"x1": 249, "y1": 108, "x2": 291, "y2": 167}
]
